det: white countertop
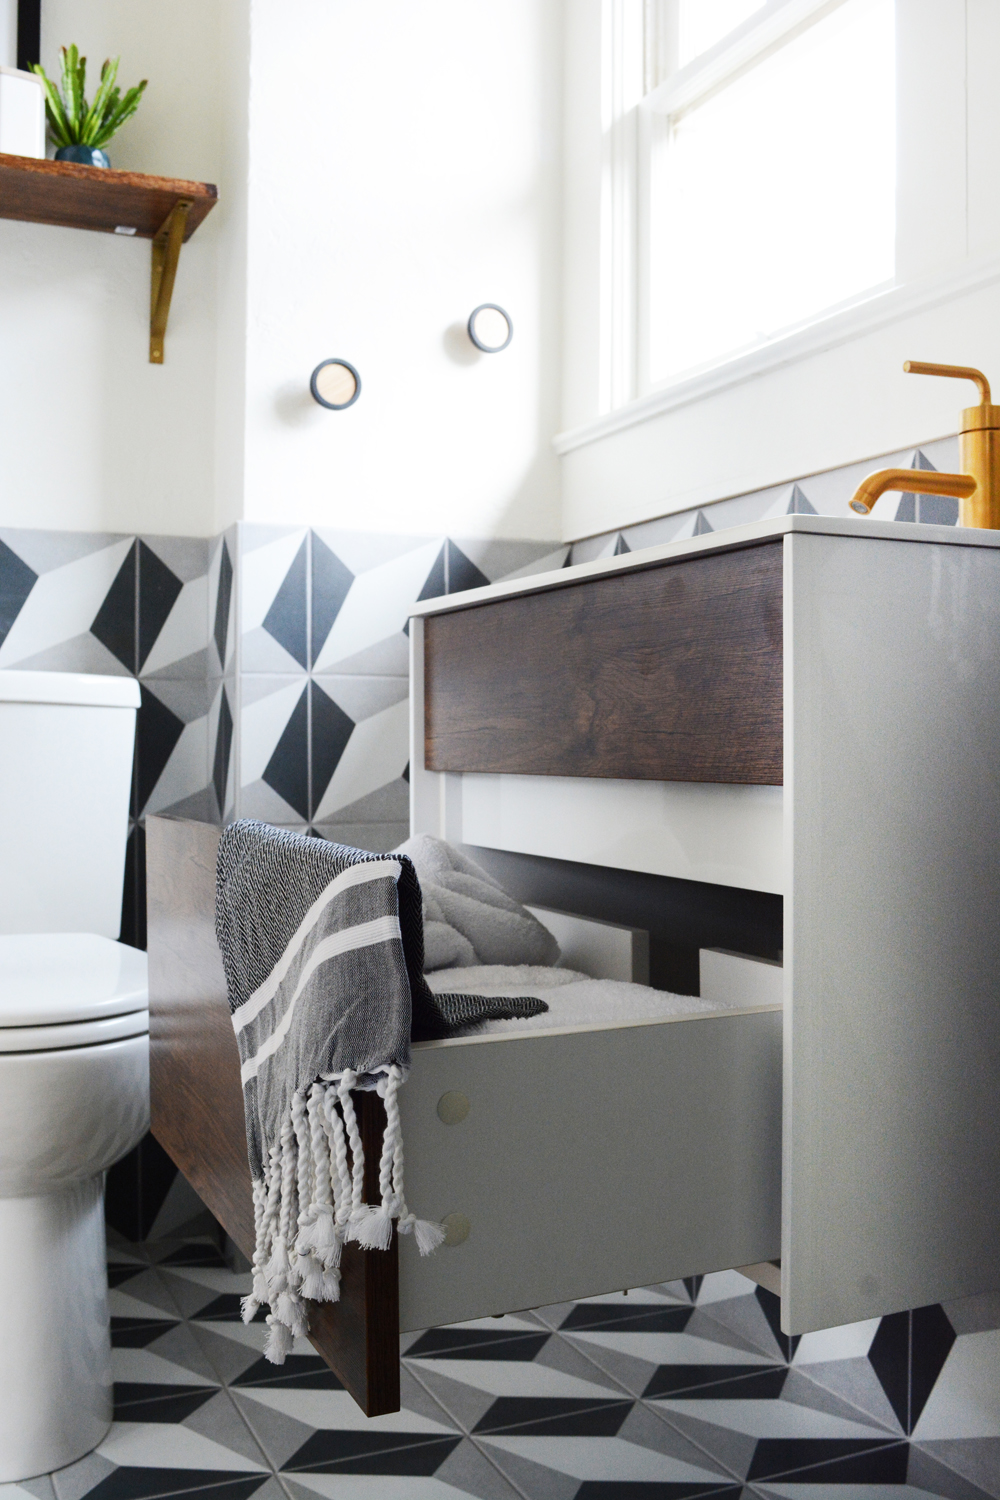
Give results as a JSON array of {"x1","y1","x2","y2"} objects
[{"x1": 408, "y1": 512, "x2": 1000, "y2": 618}]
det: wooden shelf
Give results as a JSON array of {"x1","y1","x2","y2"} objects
[
  {"x1": 0, "y1": 153, "x2": 218, "y2": 361},
  {"x1": 0, "y1": 153, "x2": 217, "y2": 238}
]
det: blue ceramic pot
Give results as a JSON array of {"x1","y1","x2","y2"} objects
[{"x1": 55, "y1": 145, "x2": 110, "y2": 168}]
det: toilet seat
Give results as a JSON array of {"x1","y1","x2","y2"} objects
[
  {"x1": 0, "y1": 1010, "x2": 149, "y2": 1053},
  {"x1": 0, "y1": 933, "x2": 148, "y2": 1053}
]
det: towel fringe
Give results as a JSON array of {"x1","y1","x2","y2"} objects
[
  {"x1": 401, "y1": 1214, "x2": 448, "y2": 1256},
  {"x1": 252, "y1": 1066, "x2": 444, "y2": 1363},
  {"x1": 299, "y1": 1266, "x2": 328, "y2": 1301},
  {"x1": 353, "y1": 1206, "x2": 394, "y2": 1251},
  {"x1": 264, "y1": 1316, "x2": 294, "y2": 1362}
]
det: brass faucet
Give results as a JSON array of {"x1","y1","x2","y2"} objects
[{"x1": 849, "y1": 362, "x2": 1000, "y2": 528}]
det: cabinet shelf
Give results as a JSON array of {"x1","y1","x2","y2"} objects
[{"x1": 0, "y1": 153, "x2": 218, "y2": 362}]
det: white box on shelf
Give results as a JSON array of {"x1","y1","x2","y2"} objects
[{"x1": 0, "y1": 65, "x2": 45, "y2": 158}]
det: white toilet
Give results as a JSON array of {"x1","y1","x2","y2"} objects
[{"x1": 0, "y1": 670, "x2": 150, "y2": 1481}]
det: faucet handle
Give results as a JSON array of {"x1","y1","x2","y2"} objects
[{"x1": 904, "y1": 360, "x2": 992, "y2": 405}]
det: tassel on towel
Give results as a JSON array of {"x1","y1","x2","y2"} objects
[{"x1": 247, "y1": 1064, "x2": 443, "y2": 1360}]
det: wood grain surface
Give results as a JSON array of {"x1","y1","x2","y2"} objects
[
  {"x1": 0, "y1": 154, "x2": 217, "y2": 238},
  {"x1": 424, "y1": 542, "x2": 783, "y2": 784},
  {"x1": 146, "y1": 816, "x2": 400, "y2": 1416}
]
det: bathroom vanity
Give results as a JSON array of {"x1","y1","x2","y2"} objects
[
  {"x1": 409, "y1": 513, "x2": 1000, "y2": 1332},
  {"x1": 147, "y1": 512, "x2": 1000, "y2": 1418}
]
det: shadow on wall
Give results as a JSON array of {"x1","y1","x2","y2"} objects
[
  {"x1": 442, "y1": 322, "x2": 483, "y2": 366},
  {"x1": 273, "y1": 378, "x2": 329, "y2": 428}
]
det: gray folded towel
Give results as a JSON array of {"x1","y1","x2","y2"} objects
[{"x1": 394, "y1": 834, "x2": 561, "y2": 970}]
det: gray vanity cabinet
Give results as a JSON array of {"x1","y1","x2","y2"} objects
[{"x1": 409, "y1": 515, "x2": 1000, "y2": 1336}]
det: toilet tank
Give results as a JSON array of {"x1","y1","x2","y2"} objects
[{"x1": 0, "y1": 671, "x2": 141, "y2": 937}]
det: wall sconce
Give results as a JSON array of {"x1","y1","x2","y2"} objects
[
  {"x1": 310, "y1": 359, "x2": 361, "y2": 409},
  {"x1": 467, "y1": 304, "x2": 513, "y2": 353}
]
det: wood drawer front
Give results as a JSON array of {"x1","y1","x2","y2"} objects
[
  {"x1": 424, "y1": 542, "x2": 783, "y2": 784},
  {"x1": 398, "y1": 1009, "x2": 782, "y2": 1332}
]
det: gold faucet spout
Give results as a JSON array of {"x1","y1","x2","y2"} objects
[
  {"x1": 848, "y1": 468, "x2": 976, "y2": 517},
  {"x1": 903, "y1": 361, "x2": 991, "y2": 404},
  {"x1": 848, "y1": 361, "x2": 1000, "y2": 528}
]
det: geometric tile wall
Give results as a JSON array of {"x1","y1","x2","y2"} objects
[
  {"x1": 568, "y1": 435, "x2": 961, "y2": 564},
  {"x1": 234, "y1": 528, "x2": 567, "y2": 849},
  {"x1": 0, "y1": 520, "x2": 564, "y2": 1238},
  {"x1": 0, "y1": 527, "x2": 238, "y2": 947},
  {"x1": 0, "y1": 523, "x2": 567, "y2": 946}
]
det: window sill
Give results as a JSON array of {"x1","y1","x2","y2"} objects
[{"x1": 553, "y1": 252, "x2": 1000, "y2": 457}]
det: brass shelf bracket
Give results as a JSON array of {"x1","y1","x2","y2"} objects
[{"x1": 149, "y1": 198, "x2": 193, "y2": 364}]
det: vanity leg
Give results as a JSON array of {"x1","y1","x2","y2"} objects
[{"x1": 307, "y1": 1090, "x2": 400, "y2": 1415}]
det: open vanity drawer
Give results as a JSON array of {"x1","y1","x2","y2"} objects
[
  {"x1": 146, "y1": 815, "x2": 781, "y2": 1415},
  {"x1": 398, "y1": 1006, "x2": 781, "y2": 1332}
]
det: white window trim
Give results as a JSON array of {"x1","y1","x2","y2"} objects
[
  {"x1": 557, "y1": 250, "x2": 1000, "y2": 455},
  {"x1": 646, "y1": 0, "x2": 846, "y2": 121},
  {"x1": 559, "y1": 0, "x2": 985, "y2": 460}
]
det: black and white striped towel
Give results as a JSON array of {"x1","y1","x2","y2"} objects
[{"x1": 215, "y1": 820, "x2": 546, "y2": 1362}]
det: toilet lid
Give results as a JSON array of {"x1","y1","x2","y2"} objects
[{"x1": 0, "y1": 933, "x2": 148, "y2": 1028}]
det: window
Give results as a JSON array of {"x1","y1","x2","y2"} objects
[
  {"x1": 642, "y1": 0, "x2": 896, "y2": 387},
  {"x1": 677, "y1": 0, "x2": 766, "y2": 66}
]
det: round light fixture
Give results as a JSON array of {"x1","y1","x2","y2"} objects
[
  {"x1": 467, "y1": 304, "x2": 513, "y2": 353},
  {"x1": 310, "y1": 359, "x2": 361, "y2": 409}
]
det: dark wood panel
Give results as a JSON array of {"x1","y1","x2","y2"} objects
[
  {"x1": 0, "y1": 154, "x2": 217, "y2": 238},
  {"x1": 146, "y1": 816, "x2": 400, "y2": 1416},
  {"x1": 425, "y1": 542, "x2": 783, "y2": 785}
]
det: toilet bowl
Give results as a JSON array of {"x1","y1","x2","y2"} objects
[
  {"x1": 0, "y1": 672, "x2": 148, "y2": 1481},
  {"x1": 0, "y1": 935, "x2": 149, "y2": 1480}
]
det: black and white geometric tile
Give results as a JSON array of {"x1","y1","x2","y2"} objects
[
  {"x1": 0, "y1": 518, "x2": 563, "y2": 1233},
  {"x1": 25, "y1": 1233, "x2": 1000, "y2": 1500},
  {"x1": 236, "y1": 528, "x2": 565, "y2": 851},
  {"x1": 0, "y1": 528, "x2": 236, "y2": 837},
  {"x1": 571, "y1": 437, "x2": 961, "y2": 563}
]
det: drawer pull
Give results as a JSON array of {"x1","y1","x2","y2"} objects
[
  {"x1": 442, "y1": 1213, "x2": 471, "y2": 1246},
  {"x1": 437, "y1": 1091, "x2": 470, "y2": 1125}
]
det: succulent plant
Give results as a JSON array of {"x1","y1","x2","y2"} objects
[{"x1": 33, "y1": 45, "x2": 147, "y2": 150}]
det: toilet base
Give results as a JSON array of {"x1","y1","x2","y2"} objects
[{"x1": 0, "y1": 1178, "x2": 113, "y2": 1480}]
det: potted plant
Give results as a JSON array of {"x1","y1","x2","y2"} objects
[{"x1": 32, "y1": 45, "x2": 146, "y2": 168}]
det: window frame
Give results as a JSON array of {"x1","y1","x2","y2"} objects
[
  {"x1": 576, "y1": 0, "x2": 977, "y2": 437},
  {"x1": 638, "y1": 0, "x2": 895, "y2": 400}
]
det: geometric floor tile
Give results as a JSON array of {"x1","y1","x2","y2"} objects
[{"x1": 29, "y1": 1234, "x2": 1000, "y2": 1500}]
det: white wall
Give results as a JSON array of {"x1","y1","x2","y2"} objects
[
  {"x1": 212, "y1": 0, "x2": 250, "y2": 537},
  {"x1": 0, "y1": 1, "x2": 563, "y2": 543},
  {"x1": 0, "y1": 0, "x2": 244, "y2": 537},
  {"x1": 560, "y1": 0, "x2": 1000, "y2": 542},
  {"x1": 241, "y1": 0, "x2": 564, "y2": 541}
]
